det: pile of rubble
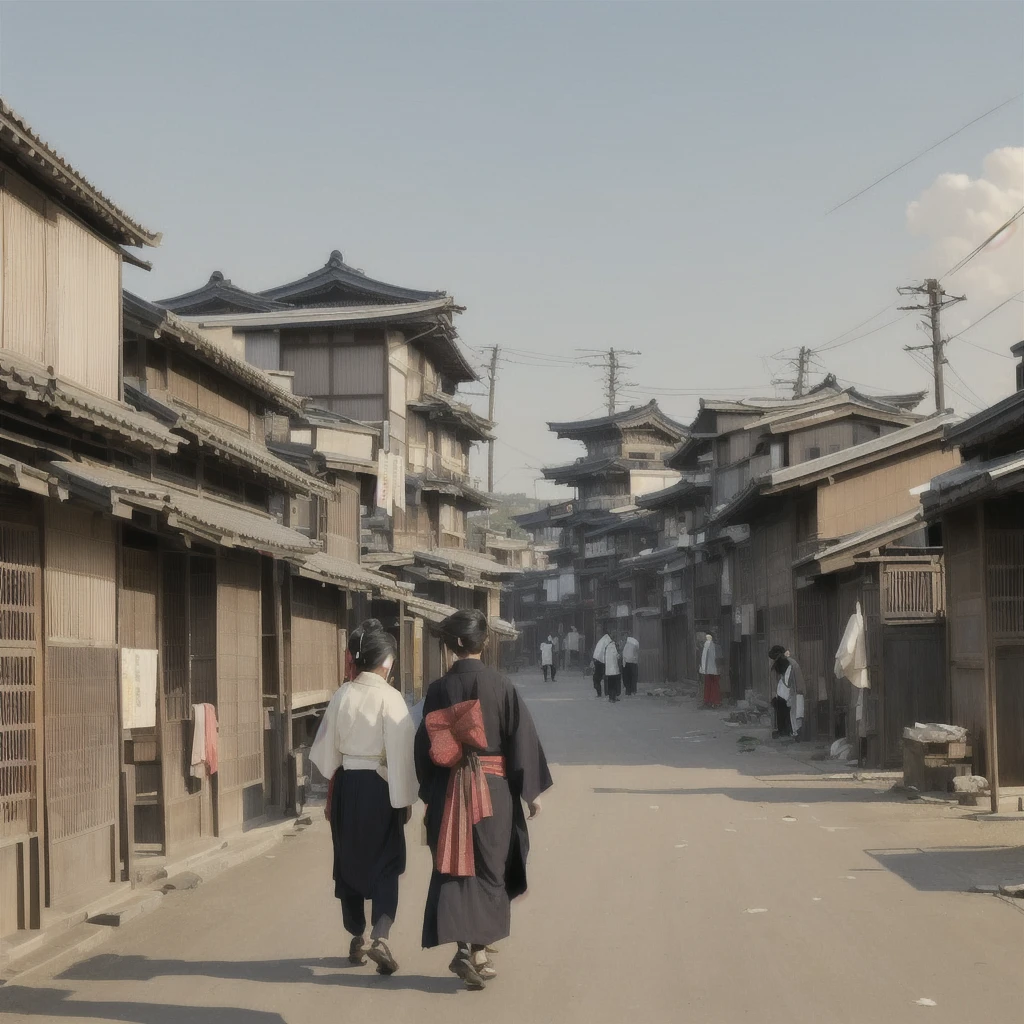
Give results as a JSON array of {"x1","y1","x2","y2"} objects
[{"x1": 725, "y1": 695, "x2": 771, "y2": 727}]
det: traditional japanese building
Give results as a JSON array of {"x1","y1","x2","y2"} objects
[
  {"x1": 158, "y1": 252, "x2": 515, "y2": 675},
  {"x1": 923, "y1": 347, "x2": 1024, "y2": 809}
]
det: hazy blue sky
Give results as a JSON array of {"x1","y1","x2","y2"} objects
[{"x1": 2, "y1": 2, "x2": 1021, "y2": 497}]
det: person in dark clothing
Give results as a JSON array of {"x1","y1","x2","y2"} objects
[
  {"x1": 769, "y1": 644, "x2": 794, "y2": 738},
  {"x1": 415, "y1": 609, "x2": 553, "y2": 990}
]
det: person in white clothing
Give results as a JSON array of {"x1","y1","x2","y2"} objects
[
  {"x1": 592, "y1": 625, "x2": 613, "y2": 698},
  {"x1": 604, "y1": 636, "x2": 623, "y2": 703},
  {"x1": 310, "y1": 619, "x2": 417, "y2": 976},
  {"x1": 621, "y1": 635, "x2": 640, "y2": 696},
  {"x1": 539, "y1": 638, "x2": 555, "y2": 682},
  {"x1": 566, "y1": 626, "x2": 581, "y2": 670}
]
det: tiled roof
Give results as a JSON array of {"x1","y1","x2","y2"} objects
[
  {"x1": 48, "y1": 459, "x2": 317, "y2": 557},
  {"x1": 415, "y1": 546, "x2": 520, "y2": 579},
  {"x1": 920, "y1": 452, "x2": 1024, "y2": 515},
  {"x1": 795, "y1": 508, "x2": 926, "y2": 573},
  {"x1": 0, "y1": 454, "x2": 64, "y2": 499},
  {"x1": 124, "y1": 291, "x2": 303, "y2": 413},
  {"x1": 548, "y1": 400, "x2": 688, "y2": 440},
  {"x1": 0, "y1": 350, "x2": 180, "y2": 453},
  {"x1": 408, "y1": 390, "x2": 493, "y2": 440},
  {"x1": 259, "y1": 250, "x2": 445, "y2": 307},
  {"x1": 157, "y1": 272, "x2": 291, "y2": 316},
  {"x1": 170, "y1": 404, "x2": 332, "y2": 497},
  {"x1": 0, "y1": 99, "x2": 159, "y2": 247},
  {"x1": 295, "y1": 551, "x2": 408, "y2": 598}
]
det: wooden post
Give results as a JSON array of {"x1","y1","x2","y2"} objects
[
  {"x1": 272, "y1": 560, "x2": 289, "y2": 815},
  {"x1": 979, "y1": 507, "x2": 1000, "y2": 814}
]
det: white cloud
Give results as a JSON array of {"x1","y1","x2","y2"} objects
[{"x1": 906, "y1": 147, "x2": 1023, "y2": 303}]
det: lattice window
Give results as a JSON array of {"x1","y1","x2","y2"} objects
[{"x1": 988, "y1": 530, "x2": 1024, "y2": 638}]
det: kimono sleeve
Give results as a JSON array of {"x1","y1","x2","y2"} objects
[
  {"x1": 503, "y1": 680, "x2": 553, "y2": 805},
  {"x1": 383, "y1": 691, "x2": 418, "y2": 809},
  {"x1": 308, "y1": 688, "x2": 343, "y2": 781}
]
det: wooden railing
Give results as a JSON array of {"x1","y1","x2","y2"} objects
[{"x1": 882, "y1": 564, "x2": 945, "y2": 620}]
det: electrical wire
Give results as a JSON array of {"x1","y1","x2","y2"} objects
[
  {"x1": 948, "y1": 290, "x2": 1023, "y2": 341},
  {"x1": 943, "y1": 206, "x2": 1024, "y2": 279},
  {"x1": 814, "y1": 311, "x2": 914, "y2": 353},
  {"x1": 827, "y1": 93, "x2": 1023, "y2": 215}
]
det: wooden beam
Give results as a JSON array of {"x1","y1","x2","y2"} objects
[{"x1": 979, "y1": 506, "x2": 1000, "y2": 814}]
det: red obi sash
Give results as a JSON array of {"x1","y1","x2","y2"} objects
[{"x1": 425, "y1": 699, "x2": 505, "y2": 877}]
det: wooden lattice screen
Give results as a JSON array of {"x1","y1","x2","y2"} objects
[
  {"x1": 291, "y1": 577, "x2": 341, "y2": 707},
  {"x1": 0, "y1": 497, "x2": 42, "y2": 936}
]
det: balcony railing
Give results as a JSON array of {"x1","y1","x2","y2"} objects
[{"x1": 882, "y1": 564, "x2": 945, "y2": 620}]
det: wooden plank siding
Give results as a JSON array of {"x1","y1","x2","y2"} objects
[
  {"x1": 42, "y1": 504, "x2": 120, "y2": 901},
  {"x1": 323, "y1": 481, "x2": 360, "y2": 563},
  {"x1": 1, "y1": 168, "x2": 120, "y2": 399},
  {"x1": 291, "y1": 577, "x2": 342, "y2": 709},
  {"x1": 216, "y1": 552, "x2": 264, "y2": 833}
]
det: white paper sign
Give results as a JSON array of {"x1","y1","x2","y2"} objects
[{"x1": 121, "y1": 648, "x2": 158, "y2": 730}]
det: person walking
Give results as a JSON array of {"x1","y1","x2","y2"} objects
[
  {"x1": 769, "y1": 644, "x2": 804, "y2": 738},
  {"x1": 700, "y1": 633, "x2": 721, "y2": 709},
  {"x1": 592, "y1": 624, "x2": 613, "y2": 698},
  {"x1": 622, "y1": 633, "x2": 640, "y2": 696},
  {"x1": 540, "y1": 637, "x2": 554, "y2": 682},
  {"x1": 604, "y1": 635, "x2": 623, "y2": 703},
  {"x1": 309, "y1": 620, "x2": 417, "y2": 976},
  {"x1": 566, "y1": 625, "x2": 581, "y2": 670},
  {"x1": 550, "y1": 633, "x2": 560, "y2": 680},
  {"x1": 416, "y1": 609, "x2": 553, "y2": 990}
]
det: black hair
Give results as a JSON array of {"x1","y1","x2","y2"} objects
[
  {"x1": 439, "y1": 608, "x2": 489, "y2": 655},
  {"x1": 348, "y1": 618, "x2": 397, "y2": 672},
  {"x1": 768, "y1": 644, "x2": 787, "y2": 660}
]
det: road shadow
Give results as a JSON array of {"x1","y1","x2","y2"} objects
[
  {"x1": 866, "y1": 846, "x2": 1024, "y2": 893},
  {"x1": 56, "y1": 953, "x2": 456, "y2": 995},
  {"x1": 593, "y1": 785, "x2": 890, "y2": 805},
  {"x1": 0, "y1": 986, "x2": 284, "y2": 1023}
]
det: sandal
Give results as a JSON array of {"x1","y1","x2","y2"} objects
[
  {"x1": 366, "y1": 938, "x2": 399, "y2": 975},
  {"x1": 348, "y1": 936, "x2": 366, "y2": 965},
  {"x1": 473, "y1": 952, "x2": 498, "y2": 980},
  {"x1": 449, "y1": 952, "x2": 487, "y2": 990}
]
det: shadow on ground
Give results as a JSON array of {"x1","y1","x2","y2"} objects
[
  {"x1": 0, "y1": 986, "x2": 285, "y2": 1023},
  {"x1": 593, "y1": 785, "x2": 890, "y2": 805},
  {"x1": 53, "y1": 953, "x2": 456, "y2": 994},
  {"x1": 866, "y1": 846, "x2": 1024, "y2": 893}
]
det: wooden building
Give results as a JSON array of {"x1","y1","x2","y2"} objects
[
  {"x1": 922, "y1": 354, "x2": 1024, "y2": 811},
  {"x1": 710, "y1": 411, "x2": 958, "y2": 761},
  {"x1": 157, "y1": 253, "x2": 514, "y2": 679}
]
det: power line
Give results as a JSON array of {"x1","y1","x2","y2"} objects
[
  {"x1": 827, "y1": 93, "x2": 1023, "y2": 215},
  {"x1": 815, "y1": 311, "x2": 913, "y2": 353},
  {"x1": 899, "y1": 279, "x2": 966, "y2": 412},
  {"x1": 943, "y1": 206, "x2": 1024, "y2": 279},
  {"x1": 948, "y1": 290, "x2": 1024, "y2": 341}
]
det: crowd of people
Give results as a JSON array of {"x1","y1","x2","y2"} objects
[
  {"x1": 310, "y1": 611, "x2": 553, "y2": 990},
  {"x1": 538, "y1": 623, "x2": 642, "y2": 702}
]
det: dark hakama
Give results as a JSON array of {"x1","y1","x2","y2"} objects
[
  {"x1": 415, "y1": 659, "x2": 552, "y2": 948},
  {"x1": 330, "y1": 767, "x2": 407, "y2": 937}
]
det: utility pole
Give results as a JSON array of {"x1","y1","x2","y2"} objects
[
  {"x1": 607, "y1": 348, "x2": 618, "y2": 415},
  {"x1": 794, "y1": 346, "x2": 811, "y2": 397},
  {"x1": 486, "y1": 346, "x2": 499, "y2": 493},
  {"x1": 898, "y1": 279, "x2": 965, "y2": 412}
]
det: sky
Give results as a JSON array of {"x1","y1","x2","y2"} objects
[{"x1": 1, "y1": 2, "x2": 1021, "y2": 498}]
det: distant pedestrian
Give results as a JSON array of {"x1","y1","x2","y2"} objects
[
  {"x1": 592, "y1": 624, "x2": 613, "y2": 698},
  {"x1": 540, "y1": 638, "x2": 554, "y2": 682},
  {"x1": 700, "y1": 633, "x2": 721, "y2": 708},
  {"x1": 415, "y1": 609, "x2": 553, "y2": 990},
  {"x1": 769, "y1": 644, "x2": 804, "y2": 738},
  {"x1": 622, "y1": 634, "x2": 640, "y2": 696},
  {"x1": 551, "y1": 632, "x2": 562, "y2": 675},
  {"x1": 309, "y1": 619, "x2": 417, "y2": 976},
  {"x1": 566, "y1": 625, "x2": 581, "y2": 669},
  {"x1": 604, "y1": 636, "x2": 622, "y2": 703}
]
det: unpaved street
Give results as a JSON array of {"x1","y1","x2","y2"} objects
[{"x1": 1, "y1": 669, "x2": 1021, "y2": 1024}]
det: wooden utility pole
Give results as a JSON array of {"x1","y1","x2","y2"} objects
[
  {"x1": 486, "y1": 346, "x2": 499, "y2": 493},
  {"x1": 607, "y1": 348, "x2": 618, "y2": 415},
  {"x1": 794, "y1": 346, "x2": 811, "y2": 397},
  {"x1": 899, "y1": 278, "x2": 965, "y2": 412}
]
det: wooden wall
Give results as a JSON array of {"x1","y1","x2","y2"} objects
[
  {"x1": 291, "y1": 577, "x2": 342, "y2": 709},
  {"x1": 43, "y1": 503, "x2": 119, "y2": 901},
  {"x1": 1, "y1": 168, "x2": 120, "y2": 399},
  {"x1": 216, "y1": 552, "x2": 264, "y2": 833},
  {"x1": 816, "y1": 449, "x2": 958, "y2": 539},
  {"x1": 323, "y1": 481, "x2": 361, "y2": 563}
]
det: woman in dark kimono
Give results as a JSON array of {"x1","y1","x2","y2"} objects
[{"x1": 415, "y1": 609, "x2": 553, "y2": 990}]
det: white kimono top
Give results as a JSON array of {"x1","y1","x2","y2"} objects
[
  {"x1": 540, "y1": 642, "x2": 554, "y2": 666},
  {"x1": 593, "y1": 634, "x2": 613, "y2": 662},
  {"x1": 700, "y1": 638, "x2": 718, "y2": 675},
  {"x1": 622, "y1": 637, "x2": 640, "y2": 664},
  {"x1": 309, "y1": 672, "x2": 417, "y2": 809},
  {"x1": 605, "y1": 643, "x2": 621, "y2": 676}
]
